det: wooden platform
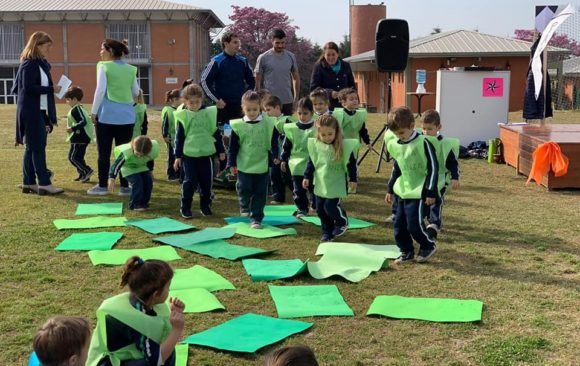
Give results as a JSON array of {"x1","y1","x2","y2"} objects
[{"x1": 500, "y1": 124, "x2": 580, "y2": 190}]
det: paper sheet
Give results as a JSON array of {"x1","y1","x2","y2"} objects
[
  {"x1": 182, "y1": 239, "x2": 273, "y2": 260},
  {"x1": 88, "y1": 246, "x2": 181, "y2": 265},
  {"x1": 169, "y1": 288, "x2": 225, "y2": 313},
  {"x1": 154, "y1": 227, "x2": 236, "y2": 248},
  {"x1": 75, "y1": 202, "x2": 123, "y2": 215},
  {"x1": 55, "y1": 74, "x2": 72, "y2": 99},
  {"x1": 224, "y1": 216, "x2": 300, "y2": 226},
  {"x1": 170, "y1": 265, "x2": 235, "y2": 292},
  {"x1": 242, "y1": 259, "x2": 307, "y2": 282},
  {"x1": 300, "y1": 216, "x2": 375, "y2": 229},
  {"x1": 127, "y1": 217, "x2": 195, "y2": 234},
  {"x1": 54, "y1": 216, "x2": 127, "y2": 230},
  {"x1": 55, "y1": 232, "x2": 123, "y2": 251},
  {"x1": 269, "y1": 285, "x2": 354, "y2": 318},
  {"x1": 224, "y1": 222, "x2": 297, "y2": 239}
]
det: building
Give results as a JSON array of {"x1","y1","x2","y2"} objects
[
  {"x1": 0, "y1": 0, "x2": 223, "y2": 106},
  {"x1": 345, "y1": 29, "x2": 570, "y2": 113},
  {"x1": 563, "y1": 57, "x2": 580, "y2": 109}
]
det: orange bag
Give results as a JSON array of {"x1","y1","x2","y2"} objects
[{"x1": 527, "y1": 141, "x2": 569, "y2": 185}]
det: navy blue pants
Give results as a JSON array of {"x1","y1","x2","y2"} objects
[
  {"x1": 125, "y1": 171, "x2": 153, "y2": 210},
  {"x1": 166, "y1": 142, "x2": 176, "y2": 179},
  {"x1": 292, "y1": 175, "x2": 315, "y2": 212},
  {"x1": 236, "y1": 171, "x2": 269, "y2": 223},
  {"x1": 271, "y1": 163, "x2": 293, "y2": 202},
  {"x1": 96, "y1": 122, "x2": 133, "y2": 188},
  {"x1": 22, "y1": 113, "x2": 51, "y2": 186},
  {"x1": 428, "y1": 187, "x2": 446, "y2": 228},
  {"x1": 68, "y1": 143, "x2": 91, "y2": 177},
  {"x1": 393, "y1": 197, "x2": 436, "y2": 253},
  {"x1": 181, "y1": 156, "x2": 213, "y2": 212},
  {"x1": 315, "y1": 196, "x2": 348, "y2": 236}
]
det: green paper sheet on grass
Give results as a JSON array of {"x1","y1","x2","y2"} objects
[
  {"x1": 127, "y1": 217, "x2": 195, "y2": 234},
  {"x1": 300, "y1": 216, "x2": 375, "y2": 229},
  {"x1": 366, "y1": 295, "x2": 483, "y2": 322},
  {"x1": 242, "y1": 259, "x2": 308, "y2": 282},
  {"x1": 153, "y1": 227, "x2": 236, "y2": 248},
  {"x1": 88, "y1": 246, "x2": 181, "y2": 265},
  {"x1": 169, "y1": 288, "x2": 225, "y2": 313},
  {"x1": 225, "y1": 222, "x2": 297, "y2": 239},
  {"x1": 224, "y1": 216, "x2": 300, "y2": 226},
  {"x1": 55, "y1": 232, "x2": 123, "y2": 251},
  {"x1": 75, "y1": 202, "x2": 123, "y2": 215},
  {"x1": 175, "y1": 344, "x2": 188, "y2": 366},
  {"x1": 54, "y1": 216, "x2": 127, "y2": 230},
  {"x1": 182, "y1": 240, "x2": 273, "y2": 260},
  {"x1": 316, "y1": 242, "x2": 401, "y2": 259},
  {"x1": 264, "y1": 205, "x2": 298, "y2": 216},
  {"x1": 182, "y1": 313, "x2": 312, "y2": 353},
  {"x1": 170, "y1": 265, "x2": 235, "y2": 292},
  {"x1": 269, "y1": 285, "x2": 354, "y2": 318}
]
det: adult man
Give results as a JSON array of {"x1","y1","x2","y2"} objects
[
  {"x1": 201, "y1": 31, "x2": 255, "y2": 126},
  {"x1": 255, "y1": 28, "x2": 300, "y2": 115}
]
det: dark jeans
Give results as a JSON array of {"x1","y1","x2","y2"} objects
[
  {"x1": 428, "y1": 187, "x2": 446, "y2": 228},
  {"x1": 217, "y1": 103, "x2": 243, "y2": 125},
  {"x1": 236, "y1": 171, "x2": 269, "y2": 223},
  {"x1": 22, "y1": 113, "x2": 51, "y2": 186},
  {"x1": 166, "y1": 142, "x2": 176, "y2": 179},
  {"x1": 270, "y1": 164, "x2": 293, "y2": 203},
  {"x1": 292, "y1": 175, "x2": 315, "y2": 212},
  {"x1": 96, "y1": 122, "x2": 134, "y2": 188},
  {"x1": 181, "y1": 156, "x2": 213, "y2": 213},
  {"x1": 281, "y1": 103, "x2": 294, "y2": 116},
  {"x1": 315, "y1": 196, "x2": 348, "y2": 236},
  {"x1": 68, "y1": 143, "x2": 91, "y2": 176},
  {"x1": 125, "y1": 171, "x2": 153, "y2": 210},
  {"x1": 393, "y1": 196, "x2": 436, "y2": 254}
]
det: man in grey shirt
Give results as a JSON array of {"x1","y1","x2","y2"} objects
[{"x1": 255, "y1": 28, "x2": 300, "y2": 115}]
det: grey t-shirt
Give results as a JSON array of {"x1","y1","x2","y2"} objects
[{"x1": 254, "y1": 49, "x2": 297, "y2": 104}]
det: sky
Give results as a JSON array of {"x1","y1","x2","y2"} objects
[{"x1": 180, "y1": 0, "x2": 579, "y2": 45}]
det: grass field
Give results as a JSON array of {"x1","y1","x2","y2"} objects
[{"x1": 0, "y1": 105, "x2": 579, "y2": 365}]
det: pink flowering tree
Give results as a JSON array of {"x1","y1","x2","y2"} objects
[{"x1": 514, "y1": 29, "x2": 580, "y2": 56}]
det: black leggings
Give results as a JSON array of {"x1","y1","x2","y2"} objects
[{"x1": 96, "y1": 123, "x2": 134, "y2": 187}]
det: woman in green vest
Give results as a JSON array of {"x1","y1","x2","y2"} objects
[
  {"x1": 161, "y1": 89, "x2": 181, "y2": 181},
  {"x1": 88, "y1": 39, "x2": 140, "y2": 197},
  {"x1": 303, "y1": 114, "x2": 359, "y2": 242},
  {"x1": 108, "y1": 136, "x2": 159, "y2": 211},
  {"x1": 86, "y1": 257, "x2": 184, "y2": 366}
]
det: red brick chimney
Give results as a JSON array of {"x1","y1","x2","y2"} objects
[{"x1": 350, "y1": 3, "x2": 387, "y2": 56}]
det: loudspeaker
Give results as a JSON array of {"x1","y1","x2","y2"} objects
[{"x1": 375, "y1": 19, "x2": 409, "y2": 72}]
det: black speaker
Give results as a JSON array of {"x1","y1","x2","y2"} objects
[{"x1": 375, "y1": 19, "x2": 409, "y2": 72}]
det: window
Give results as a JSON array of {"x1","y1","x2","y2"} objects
[
  {"x1": 106, "y1": 23, "x2": 150, "y2": 61},
  {"x1": 0, "y1": 24, "x2": 24, "y2": 61},
  {"x1": 0, "y1": 67, "x2": 17, "y2": 104},
  {"x1": 137, "y1": 66, "x2": 150, "y2": 104}
]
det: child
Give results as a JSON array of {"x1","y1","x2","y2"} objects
[
  {"x1": 33, "y1": 316, "x2": 91, "y2": 366},
  {"x1": 132, "y1": 89, "x2": 148, "y2": 138},
  {"x1": 281, "y1": 97, "x2": 317, "y2": 217},
  {"x1": 86, "y1": 257, "x2": 185, "y2": 366},
  {"x1": 309, "y1": 87, "x2": 331, "y2": 119},
  {"x1": 257, "y1": 88, "x2": 272, "y2": 112},
  {"x1": 64, "y1": 86, "x2": 94, "y2": 183},
  {"x1": 384, "y1": 106, "x2": 439, "y2": 263},
  {"x1": 421, "y1": 109, "x2": 460, "y2": 233},
  {"x1": 161, "y1": 89, "x2": 181, "y2": 181},
  {"x1": 264, "y1": 95, "x2": 294, "y2": 204},
  {"x1": 227, "y1": 90, "x2": 279, "y2": 228},
  {"x1": 108, "y1": 135, "x2": 159, "y2": 211},
  {"x1": 173, "y1": 83, "x2": 225, "y2": 218},
  {"x1": 264, "y1": 345, "x2": 319, "y2": 366},
  {"x1": 333, "y1": 87, "x2": 370, "y2": 147},
  {"x1": 303, "y1": 114, "x2": 358, "y2": 242}
]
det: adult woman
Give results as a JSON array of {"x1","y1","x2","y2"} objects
[
  {"x1": 88, "y1": 39, "x2": 139, "y2": 195},
  {"x1": 13, "y1": 31, "x2": 63, "y2": 195},
  {"x1": 309, "y1": 42, "x2": 355, "y2": 110}
]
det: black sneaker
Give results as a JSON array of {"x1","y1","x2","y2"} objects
[
  {"x1": 416, "y1": 246, "x2": 437, "y2": 263},
  {"x1": 200, "y1": 208, "x2": 213, "y2": 217},
  {"x1": 332, "y1": 225, "x2": 348, "y2": 238},
  {"x1": 80, "y1": 169, "x2": 93, "y2": 183},
  {"x1": 394, "y1": 252, "x2": 415, "y2": 264},
  {"x1": 292, "y1": 210, "x2": 308, "y2": 218},
  {"x1": 320, "y1": 233, "x2": 334, "y2": 242},
  {"x1": 181, "y1": 209, "x2": 193, "y2": 219},
  {"x1": 73, "y1": 174, "x2": 83, "y2": 181}
]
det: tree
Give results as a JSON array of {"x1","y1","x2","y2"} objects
[
  {"x1": 514, "y1": 29, "x2": 580, "y2": 56},
  {"x1": 338, "y1": 34, "x2": 350, "y2": 58}
]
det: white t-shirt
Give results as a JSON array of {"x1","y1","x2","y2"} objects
[{"x1": 39, "y1": 66, "x2": 48, "y2": 111}]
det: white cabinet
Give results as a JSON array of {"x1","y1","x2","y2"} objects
[{"x1": 436, "y1": 70, "x2": 510, "y2": 145}]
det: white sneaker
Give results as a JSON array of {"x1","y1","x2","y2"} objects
[
  {"x1": 87, "y1": 184, "x2": 108, "y2": 196},
  {"x1": 240, "y1": 211, "x2": 250, "y2": 217},
  {"x1": 384, "y1": 214, "x2": 395, "y2": 223},
  {"x1": 250, "y1": 222, "x2": 262, "y2": 229}
]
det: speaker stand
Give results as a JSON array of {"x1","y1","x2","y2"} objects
[{"x1": 357, "y1": 71, "x2": 392, "y2": 173}]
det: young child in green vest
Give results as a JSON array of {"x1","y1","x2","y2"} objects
[
  {"x1": 173, "y1": 83, "x2": 225, "y2": 218},
  {"x1": 161, "y1": 88, "x2": 181, "y2": 181},
  {"x1": 420, "y1": 109, "x2": 460, "y2": 233},
  {"x1": 86, "y1": 257, "x2": 185, "y2": 366},
  {"x1": 303, "y1": 114, "x2": 359, "y2": 242},
  {"x1": 385, "y1": 106, "x2": 439, "y2": 263},
  {"x1": 227, "y1": 90, "x2": 280, "y2": 229},
  {"x1": 64, "y1": 86, "x2": 94, "y2": 183},
  {"x1": 264, "y1": 345, "x2": 319, "y2": 366},
  {"x1": 309, "y1": 87, "x2": 331, "y2": 119},
  {"x1": 132, "y1": 89, "x2": 148, "y2": 138},
  {"x1": 281, "y1": 97, "x2": 317, "y2": 217},
  {"x1": 264, "y1": 95, "x2": 294, "y2": 205},
  {"x1": 33, "y1": 316, "x2": 91, "y2": 366},
  {"x1": 108, "y1": 135, "x2": 159, "y2": 211}
]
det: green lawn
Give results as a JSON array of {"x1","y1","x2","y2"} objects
[{"x1": 1, "y1": 105, "x2": 579, "y2": 365}]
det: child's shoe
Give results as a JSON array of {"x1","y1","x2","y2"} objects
[
  {"x1": 320, "y1": 233, "x2": 334, "y2": 242},
  {"x1": 133, "y1": 207, "x2": 148, "y2": 212},
  {"x1": 200, "y1": 208, "x2": 213, "y2": 217},
  {"x1": 426, "y1": 224, "x2": 439, "y2": 239},
  {"x1": 394, "y1": 252, "x2": 415, "y2": 264},
  {"x1": 80, "y1": 169, "x2": 94, "y2": 183},
  {"x1": 118, "y1": 187, "x2": 132, "y2": 196},
  {"x1": 332, "y1": 225, "x2": 348, "y2": 238},
  {"x1": 293, "y1": 210, "x2": 308, "y2": 218},
  {"x1": 73, "y1": 174, "x2": 83, "y2": 182},
  {"x1": 240, "y1": 211, "x2": 250, "y2": 217},
  {"x1": 87, "y1": 184, "x2": 108, "y2": 196},
  {"x1": 250, "y1": 221, "x2": 262, "y2": 229},
  {"x1": 416, "y1": 246, "x2": 437, "y2": 263},
  {"x1": 270, "y1": 200, "x2": 284, "y2": 205},
  {"x1": 384, "y1": 214, "x2": 396, "y2": 224},
  {"x1": 180, "y1": 209, "x2": 193, "y2": 219}
]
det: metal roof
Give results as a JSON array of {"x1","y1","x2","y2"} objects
[
  {"x1": 563, "y1": 57, "x2": 580, "y2": 76},
  {"x1": 346, "y1": 30, "x2": 570, "y2": 62}
]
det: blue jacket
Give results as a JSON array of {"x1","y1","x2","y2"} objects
[
  {"x1": 309, "y1": 58, "x2": 355, "y2": 109},
  {"x1": 200, "y1": 52, "x2": 255, "y2": 105}
]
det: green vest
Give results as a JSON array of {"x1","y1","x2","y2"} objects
[
  {"x1": 387, "y1": 134, "x2": 432, "y2": 199},
  {"x1": 274, "y1": 115, "x2": 296, "y2": 134},
  {"x1": 284, "y1": 123, "x2": 315, "y2": 176},
  {"x1": 438, "y1": 136, "x2": 460, "y2": 189},
  {"x1": 333, "y1": 108, "x2": 367, "y2": 140},
  {"x1": 307, "y1": 138, "x2": 359, "y2": 199},
  {"x1": 161, "y1": 106, "x2": 177, "y2": 140},
  {"x1": 86, "y1": 292, "x2": 171, "y2": 366},
  {"x1": 114, "y1": 140, "x2": 159, "y2": 177},
  {"x1": 66, "y1": 104, "x2": 94, "y2": 142},
  {"x1": 175, "y1": 106, "x2": 218, "y2": 158},
  {"x1": 132, "y1": 104, "x2": 147, "y2": 138},
  {"x1": 231, "y1": 117, "x2": 275, "y2": 174},
  {"x1": 101, "y1": 61, "x2": 137, "y2": 103}
]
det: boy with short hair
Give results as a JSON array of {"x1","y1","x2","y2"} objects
[
  {"x1": 385, "y1": 106, "x2": 439, "y2": 263},
  {"x1": 333, "y1": 87, "x2": 371, "y2": 147},
  {"x1": 64, "y1": 86, "x2": 94, "y2": 182},
  {"x1": 309, "y1": 87, "x2": 331, "y2": 119},
  {"x1": 33, "y1": 316, "x2": 91, "y2": 366},
  {"x1": 420, "y1": 109, "x2": 460, "y2": 232}
]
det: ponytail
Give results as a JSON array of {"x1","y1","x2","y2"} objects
[
  {"x1": 121, "y1": 256, "x2": 173, "y2": 303},
  {"x1": 165, "y1": 89, "x2": 180, "y2": 104}
]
